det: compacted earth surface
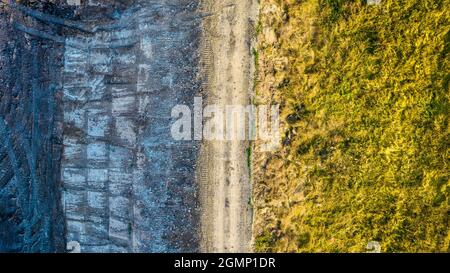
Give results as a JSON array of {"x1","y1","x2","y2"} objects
[
  {"x1": 0, "y1": 0, "x2": 67, "y2": 252},
  {"x1": 0, "y1": 0, "x2": 255, "y2": 253},
  {"x1": 198, "y1": 0, "x2": 257, "y2": 253}
]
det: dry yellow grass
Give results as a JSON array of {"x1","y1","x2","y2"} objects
[{"x1": 253, "y1": 0, "x2": 449, "y2": 252}]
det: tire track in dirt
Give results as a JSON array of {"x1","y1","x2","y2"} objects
[
  {"x1": 61, "y1": 0, "x2": 201, "y2": 253},
  {"x1": 199, "y1": 0, "x2": 258, "y2": 253}
]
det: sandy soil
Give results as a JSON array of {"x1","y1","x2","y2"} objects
[{"x1": 198, "y1": 0, "x2": 258, "y2": 253}]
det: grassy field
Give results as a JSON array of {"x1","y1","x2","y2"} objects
[{"x1": 253, "y1": 0, "x2": 449, "y2": 252}]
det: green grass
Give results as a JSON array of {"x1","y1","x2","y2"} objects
[
  {"x1": 247, "y1": 145, "x2": 253, "y2": 180},
  {"x1": 254, "y1": 0, "x2": 449, "y2": 252}
]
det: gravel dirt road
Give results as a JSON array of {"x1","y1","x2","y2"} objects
[{"x1": 198, "y1": 0, "x2": 258, "y2": 253}]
